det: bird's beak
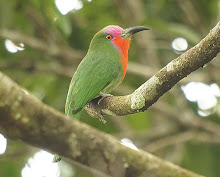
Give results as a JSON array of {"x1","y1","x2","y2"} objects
[{"x1": 121, "y1": 26, "x2": 150, "y2": 39}]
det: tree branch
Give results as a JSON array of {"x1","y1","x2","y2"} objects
[
  {"x1": 85, "y1": 21, "x2": 220, "y2": 118},
  {"x1": 0, "y1": 29, "x2": 84, "y2": 64},
  {"x1": 0, "y1": 72, "x2": 203, "y2": 177}
]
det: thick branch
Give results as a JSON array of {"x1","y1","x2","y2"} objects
[
  {"x1": 85, "y1": 21, "x2": 220, "y2": 117},
  {"x1": 0, "y1": 72, "x2": 203, "y2": 177}
]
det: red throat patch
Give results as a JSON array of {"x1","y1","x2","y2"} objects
[{"x1": 112, "y1": 37, "x2": 130, "y2": 81}]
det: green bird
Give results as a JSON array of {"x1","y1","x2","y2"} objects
[
  {"x1": 65, "y1": 25, "x2": 149, "y2": 119},
  {"x1": 53, "y1": 25, "x2": 149, "y2": 162}
]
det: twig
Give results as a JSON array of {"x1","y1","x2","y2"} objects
[
  {"x1": 153, "y1": 101, "x2": 220, "y2": 137},
  {"x1": 145, "y1": 130, "x2": 197, "y2": 153},
  {"x1": 0, "y1": 59, "x2": 76, "y2": 78},
  {"x1": 0, "y1": 29, "x2": 84, "y2": 64}
]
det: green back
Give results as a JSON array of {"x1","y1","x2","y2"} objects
[{"x1": 65, "y1": 31, "x2": 123, "y2": 119}]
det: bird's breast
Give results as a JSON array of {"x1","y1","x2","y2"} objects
[{"x1": 112, "y1": 37, "x2": 130, "y2": 81}]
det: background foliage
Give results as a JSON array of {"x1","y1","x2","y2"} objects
[{"x1": 0, "y1": 0, "x2": 220, "y2": 177}]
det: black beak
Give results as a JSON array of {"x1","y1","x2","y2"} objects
[{"x1": 122, "y1": 26, "x2": 150, "y2": 39}]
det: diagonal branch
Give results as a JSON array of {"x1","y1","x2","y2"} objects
[
  {"x1": 85, "y1": 21, "x2": 220, "y2": 118},
  {"x1": 0, "y1": 72, "x2": 203, "y2": 177}
]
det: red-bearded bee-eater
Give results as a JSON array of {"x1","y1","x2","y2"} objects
[
  {"x1": 53, "y1": 25, "x2": 149, "y2": 162},
  {"x1": 66, "y1": 25, "x2": 150, "y2": 119}
]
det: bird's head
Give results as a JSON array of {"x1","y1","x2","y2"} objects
[
  {"x1": 88, "y1": 25, "x2": 150, "y2": 80},
  {"x1": 101, "y1": 25, "x2": 150, "y2": 53},
  {"x1": 103, "y1": 25, "x2": 150, "y2": 40},
  {"x1": 89, "y1": 25, "x2": 150, "y2": 53}
]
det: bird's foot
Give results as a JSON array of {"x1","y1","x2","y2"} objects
[
  {"x1": 85, "y1": 99, "x2": 106, "y2": 123},
  {"x1": 85, "y1": 93, "x2": 113, "y2": 124},
  {"x1": 98, "y1": 116, "x2": 107, "y2": 124},
  {"x1": 97, "y1": 92, "x2": 113, "y2": 105}
]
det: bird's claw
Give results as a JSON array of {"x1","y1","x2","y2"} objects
[
  {"x1": 98, "y1": 116, "x2": 107, "y2": 124},
  {"x1": 97, "y1": 93, "x2": 113, "y2": 105},
  {"x1": 85, "y1": 101, "x2": 107, "y2": 123},
  {"x1": 85, "y1": 93, "x2": 113, "y2": 123}
]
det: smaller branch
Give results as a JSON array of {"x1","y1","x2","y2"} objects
[
  {"x1": 116, "y1": 124, "x2": 179, "y2": 143},
  {"x1": 195, "y1": 132, "x2": 220, "y2": 144},
  {"x1": 0, "y1": 59, "x2": 76, "y2": 78},
  {"x1": 0, "y1": 29, "x2": 84, "y2": 64},
  {"x1": 145, "y1": 129, "x2": 220, "y2": 153},
  {"x1": 153, "y1": 101, "x2": 220, "y2": 137},
  {"x1": 145, "y1": 130, "x2": 197, "y2": 153},
  {"x1": 128, "y1": 62, "x2": 207, "y2": 83}
]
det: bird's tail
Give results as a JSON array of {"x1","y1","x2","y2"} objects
[
  {"x1": 65, "y1": 103, "x2": 82, "y2": 120},
  {"x1": 71, "y1": 110, "x2": 81, "y2": 119}
]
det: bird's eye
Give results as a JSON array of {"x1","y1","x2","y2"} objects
[{"x1": 106, "y1": 34, "x2": 113, "y2": 40}]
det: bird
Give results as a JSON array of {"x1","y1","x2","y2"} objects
[
  {"x1": 65, "y1": 25, "x2": 150, "y2": 119},
  {"x1": 53, "y1": 25, "x2": 149, "y2": 163}
]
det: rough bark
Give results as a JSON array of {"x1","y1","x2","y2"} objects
[
  {"x1": 85, "y1": 21, "x2": 220, "y2": 118},
  {"x1": 0, "y1": 72, "x2": 203, "y2": 177}
]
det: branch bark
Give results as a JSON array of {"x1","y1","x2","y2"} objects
[
  {"x1": 85, "y1": 21, "x2": 220, "y2": 118},
  {"x1": 0, "y1": 72, "x2": 203, "y2": 177}
]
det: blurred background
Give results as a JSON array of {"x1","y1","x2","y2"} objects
[{"x1": 0, "y1": 0, "x2": 220, "y2": 177}]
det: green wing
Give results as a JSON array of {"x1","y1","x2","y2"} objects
[{"x1": 65, "y1": 56, "x2": 122, "y2": 119}]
